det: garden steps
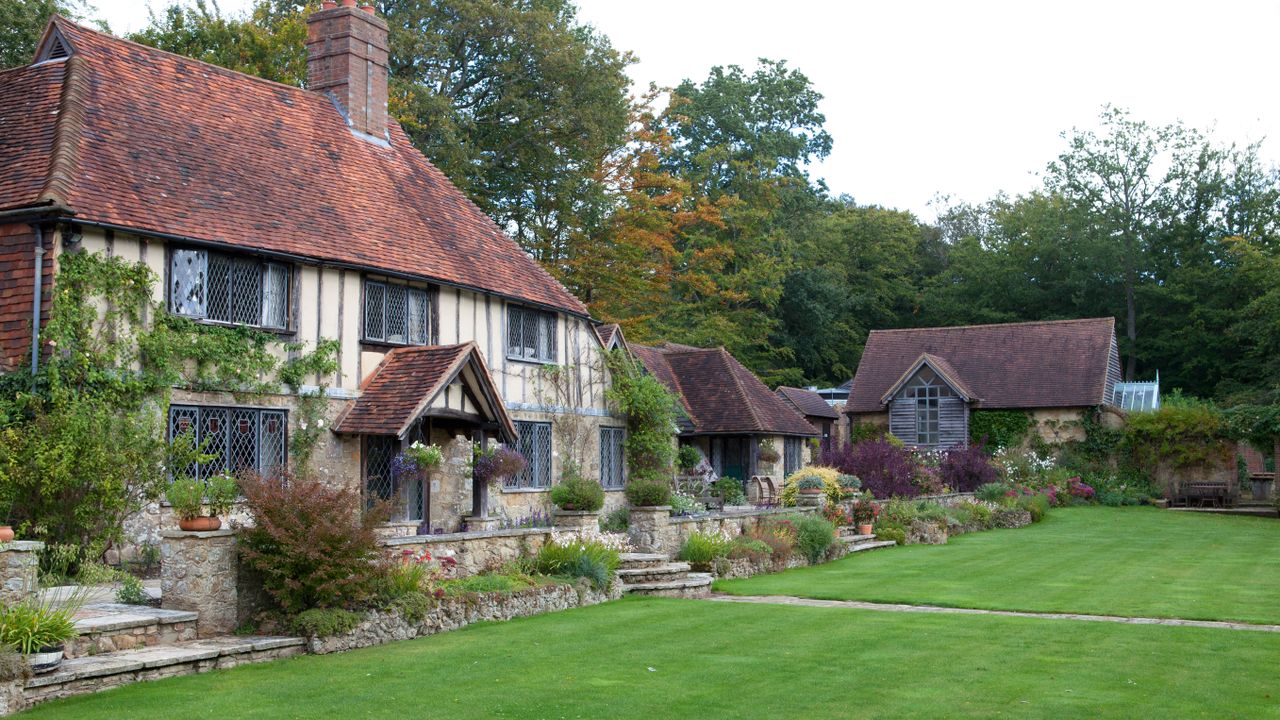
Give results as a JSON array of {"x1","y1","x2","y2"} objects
[
  {"x1": 618, "y1": 553, "x2": 713, "y2": 598},
  {"x1": 19, "y1": 635, "x2": 306, "y2": 710},
  {"x1": 839, "y1": 533, "x2": 876, "y2": 544},
  {"x1": 846, "y1": 540, "x2": 898, "y2": 553},
  {"x1": 67, "y1": 603, "x2": 198, "y2": 658}
]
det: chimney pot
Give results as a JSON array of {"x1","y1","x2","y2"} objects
[
  {"x1": 340, "y1": 0, "x2": 357, "y2": 7},
  {"x1": 321, "y1": 0, "x2": 336, "y2": 8},
  {"x1": 360, "y1": 4, "x2": 375, "y2": 13}
]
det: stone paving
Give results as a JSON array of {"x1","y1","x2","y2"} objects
[{"x1": 707, "y1": 594, "x2": 1280, "y2": 633}]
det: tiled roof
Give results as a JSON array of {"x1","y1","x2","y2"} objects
[
  {"x1": 775, "y1": 386, "x2": 839, "y2": 420},
  {"x1": 0, "y1": 18, "x2": 587, "y2": 316},
  {"x1": 847, "y1": 318, "x2": 1117, "y2": 413},
  {"x1": 333, "y1": 342, "x2": 515, "y2": 439},
  {"x1": 878, "y1": 353, "x2": 979, "y2": 404},
  {"x1": 633, "y1": 343, "x2": 817, "y2": 437},
  {"x1": 594, "y1": 323, "x2": 622, "y2": 351}
]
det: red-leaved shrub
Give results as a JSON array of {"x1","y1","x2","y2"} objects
[
  {"x1": 939, "y1": 444, "x2": 999, "y2": 492},
  {"x1": 239, "y1": 471, "x2": 388, "y2": 614},
  {"x1": 821, "y1": 440, "x2": 919, "y2": 498}
]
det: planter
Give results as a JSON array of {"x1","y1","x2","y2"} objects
[
  {"x1": 857, "y1": 523, "x2": 874, "y2": 536},
  {"x1": 1251, "y1": 479, "x2": 1273, "y2": 501},
  {"x1": 796, "y1": 491, "x2": 823, "y2": 508},
  {"x1": 0, "y1": 526, "x2": 13, "y2": 543},
  {"x1": 178, "y1": 516, "x2": 222, "y2": 532},
  {"x1": 26, "y1": 645, "x2": 64, "y2": 675},
  {"x1": 552, "y1": 509, "x2": 600, "y2": 532}
]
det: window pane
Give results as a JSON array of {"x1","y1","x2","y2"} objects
[
  {"x1": 229, "y1": 258, "x2": 262, "y2": 325},
  {"x1": 522, "y1": 311, "x2": 539, "y2": 359},
  {"x1": 261, "y1": 411, "x2": 286, "y2": 474},
  {"x1": 261, "y1": 264, "x2": 288, "y2": 329},
  {"x1": 514, "y1": 421, "x2": 552, "y2": 488},
  {"x1": 507, "y1": 307, "x2": 523, "y2": 358},
  {"x1": 207, "y1": 253, "x2": 231, "y2": 322},
  {"x1": 229, "y1": 409, "x2": 258, "y2": 474},
  {"x1": 542, "y1": 313, "x2": 557, "y2": 361},
  {"x1": 364, "y1": 282, "x2": 385, "y2": 341},
  {"x1": 386, "y1": 284, "x2": 407, "y2": 344},
  {"x1": 365, "y1": 435, "x2": 396, "y2": 510},
  {"x1": 170, "y1": 249, "x2": 207, "y2": 318},
  {"x1": 407, "y1": 288, "x2": 428, "y2": 345}
]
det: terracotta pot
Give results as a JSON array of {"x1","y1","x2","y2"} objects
[
  {"x1": 857, "y1": 523, "x2": 874, "y2": 536},
  {"x1": 0, "y1": 525, "x2": 13, "y2": 542},
  {"x1": 178, "y1": 516, "x2": 222, "y2": 532},
  {"x1": 799, "y1": 488, "x2": 823, "y2": 495},
  {"x1": 26, "y1": 645, "x2": 64, "y2": 675}
]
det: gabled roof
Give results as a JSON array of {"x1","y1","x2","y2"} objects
[
  {"x1": 847, "y1": 318, "x2": 1118, "y2": 413},
  {"x1": 775, "y1": 386, "x2": 839, "y2": 420},
  {"x1": 633, "y1": 343, "x2": 817, "y2": 437},
  {"x1": 0, "y1": 18, "x2": 587, "y2": 316},
  {"x1": 333, "y1": 342, "x2": 516, "y2": 441},
  {"x1": 594, "y1": 323, "x2": 625, "y2": 352},
  {"x1": 878, "y1": 353, "x2": 978, "y2": 405}
]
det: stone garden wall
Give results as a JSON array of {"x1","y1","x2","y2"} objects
[
  {"x1": 307, "y1": 580, "x2": 618, "y2": 654},
  {"x1": 0, "y1": 541, "x2": 42, "y2": 607}
]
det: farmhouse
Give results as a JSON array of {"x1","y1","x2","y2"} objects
[
  {"x1": 0, "y1": 9, "x2": 629, "y2": 540},
  {"x1": 844, "y1": 318, "x2": 1124, "y2": 448}
]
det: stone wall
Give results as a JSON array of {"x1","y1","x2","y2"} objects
[
  {"x1": 160, "y1": 530, "x2": 240, "y2": 637},
  {"x1": 629, "y1": 505, "x2": 818, "y2": 554},
  {"x1": 381, "y1": 527, "x2": 554, "y2": 576},
  {"x1": 0, "y1": 541, "x2": 42, "y2": 607},
  {"x1": 307, "y1": 580, "x2": 617, "y2": 654}
]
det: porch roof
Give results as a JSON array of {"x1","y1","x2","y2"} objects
[{"x1": 333, "y1": 342, "x2": 516, "y2": 442}]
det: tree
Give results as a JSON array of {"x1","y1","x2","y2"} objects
[{"x1": 0, "y1": 0, "x2": 88, "y2": 68}]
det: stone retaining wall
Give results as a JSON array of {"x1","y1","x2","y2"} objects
[
  {"x1": 160, "y1": 530, "x2": 240, "y2": 637},
  {"x1": 381, "y1": 527, "x2": 554, "y2": 576},
  {"x1": 308, "y1": 580, "x2": 618, "y2": 654},
  {"x1": 631, "y1": 506, "x2": 818, "y2": 553}
]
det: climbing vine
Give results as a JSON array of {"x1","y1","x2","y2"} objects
[
  {"x1": 603, "y1": 349, "x2": 679, "y2": 484},
  {"x1": 0, "y1": 250, "x2": 337, "y2": 566},
  {"x1": 968, "y1": 410, "x2": 1032, "y2": 449}
]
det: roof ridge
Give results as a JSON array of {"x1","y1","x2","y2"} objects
[
  {"x1": 722, "y1": 348, "x2": 765, "y2": 433},
  {"x1": 869, "y1": 317, "x2": 1113, "y2": 335},
  {"x1": 51, "y1": 16, "x2": 324, "y2": 99},
  {"x1": 38, "y1": 53, "x2": 86, "y2": 207}
]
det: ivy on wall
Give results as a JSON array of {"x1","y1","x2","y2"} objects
[
  {"x1": 0, "y1": 249, "x2": 337, "y2": 565},
  {"x1": 968, "y1": 410, "x2": 1032, "y2": 449}
]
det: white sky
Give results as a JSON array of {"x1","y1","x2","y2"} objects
[{"x1": 93, "y1": 0, "x2": 1280, "y2": 221}]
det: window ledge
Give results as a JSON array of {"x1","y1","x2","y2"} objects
[
  {"x1": 505, "y1": 355, "x2": 559, "y2": 366},
  {"x1": 172, "y1": 315, "x2": 295, "y2": 338},
  {"x1": 501, "y1": 487, "x2": 550, "y2": 494}
]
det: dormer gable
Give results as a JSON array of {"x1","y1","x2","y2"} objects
[{"x1": 34, "y1": 23, "x2": 74, "y2": 64}]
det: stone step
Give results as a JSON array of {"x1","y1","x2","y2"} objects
[
  {"x1": 622, "y1": 572, "x2": 714, "y2": 599},
  {"x1": 847, "y1": 540, "x2": 898, "y2": 553},
  {"x1": 618, "y1": 552, "x2": 669, "y2": 569},
  {"x1": 839, "y1": 533, "x2": 875, "y2": 544},
  {"x1": 68, "y1": 604, "x2": 198, "y2": 658},
  {"x1": 617, "y1": 562, "x2": 691, "y2": 584},
  {"x1": 21, "y1": 636, "x2": 305, "y2": 710}
]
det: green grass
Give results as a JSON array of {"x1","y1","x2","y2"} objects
[
  {"x1": 19, "y1": 598, "x2": 1280, "y2": 719},
  {"x1": 717, "y1": 507, "x2": 1280, "y2": 624}
]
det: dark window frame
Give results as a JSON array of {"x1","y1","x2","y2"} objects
[
  {"x1": 362, "y1": 278, "x2": 431, "y2": 346},
  {"x1": 509, "y1": 421, "x2": 552, "y2": 489},
  {"x1": 168, "y1": 247, "x2": 291, "y2": 331},
  {"x1": 599, "y1": 426, "x2": 626, "y2": 490},
  {"x1": 506, "y1": 305, "x2": 558, "y2": 363},
  {"x1": 168, "y1": 404, "x2": 288, "y2": 481}
]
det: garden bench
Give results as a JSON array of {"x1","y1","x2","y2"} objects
[{"x1": 752, "y1": 475, "x2": 778, "y2": 507}]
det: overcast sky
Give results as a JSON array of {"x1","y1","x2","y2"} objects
[{"x1": 94, "y1": 0, "x2": 1280, "y2": 221}]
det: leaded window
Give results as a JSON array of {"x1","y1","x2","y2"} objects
[
  {"x1": 600, "y1": 427, "x2": 625, "y2": 490},
  {"x1": 169, "y1": 249, "x2": 288, "y2": 329},
  {"x1": 168, "y1": 405, "x2": 287, "y2": 480},
  {"x1": 900, "y1": 368, "x2": 952, "y2": 446},
  {"x1": 506, "y1": 306, "x2": 557, "y2": 362},
  {"x1": 363, "y1": 280, "x2": 430, "y2": 345},
  {"x1": 509, "y1": 421, "x2": 552, "y2": 489},
  {"x1": 364, "y1": 435, "x2": 423, "y2": 521},
  {"x1": 784, "y1": 437, "x2": 803, "y2": 477}
]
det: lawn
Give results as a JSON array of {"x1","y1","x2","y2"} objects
[
  {"x1": 717, "y1": 507, "x2": 1280, "y2": 624},
  {"x1": 19, "y1": 597, "x2": 1280, "y2": 719}
]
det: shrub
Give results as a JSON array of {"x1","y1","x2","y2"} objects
[
  {"x1": 548, "y1": 468, "x2": 605, "y2": 512},
  {"x1": 1017, "y1": 493, "x2": 1051, "y2": 522},
  {"x1": 291, "y1": 608, "x2": 363, "y2": 637},
  {"x1": 534, "y1": 537, "x2": 621, "y2": 591},
  {"x1": 605, "y1": 351, "x2": 679, "y2": 482},
  {"x1": 239, "y1": 471, "x2": 388, "y2": 614},
  {"x1": 780, "y1": 466, "x2": 842, "y2": 506},
  {"x1": 599, "y1": 506, "x2": 629, "y2": 532},
  {"x1": 0, "y1": 647, "x2": 30, "y2": 682},
  {"x1": 116, "y1": 573, "x2": 149, "y2": 605},
  {"x1": 748, "y1": 517, "x2": 798, "y2": 562},
  {"x1": 955, "y1": 499, "x2": 993, "y2": 527},
  {"x1": 624, "y1": 479, "x2": 672, "y2": 507},
  {"x1": 0, "y1": 593, "x2": 84, "y2": 653},
  {"x1": 712, "y1": 477, "x2": 746, "y2": 505},
  {"x1": 669, "y1": 491, "x2": 704, "y2": 515},
  {"x1": 794, "y1": 516, "x2": 836, "y2": 564},
  {"x1": 165, "y1": 475, "x2": 206, "y2": 521},
  {"x1": 821, "y1": 503, "x2": 853, "y2": 526},
  {"x1": 676, "y1": 445, "x2": 702, "y2": 472},
  {"x1": 837, "y1": 474, "x2": 862, "y2": 499},
  {"x1": 205, "y1": 472, "x2": 240, "y2": 516},
  {"x1": 677, "y1": 531, "x2": 733, "y2": 566},
  {"x1": 727, "y1": 536, "x2": 773, "y2": 562},
  {"x1": 968, "y1": 410, "x2": 1032, "y2": 449},
  {"x1": 875, "y1": 525, "x2": 907, "y2": 546},
  {"x1": 939, "y1": 444, "x2": 999, "y2": 492},
  {"x1": 974, "y1": 482, "x2": 1009, "y2": 504},
  {"x1": 824, "y1": 440, "x2": 920, "y2": 498},
  {"x1": 851, "y1": 495, "x2": 881, "y2": 525},
  {"x1": 440, "y1": 573, "x2": 538, "y2": 596}
]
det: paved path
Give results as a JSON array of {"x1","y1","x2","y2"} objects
[{"x1": 708, "y1": 594, "x2": 1280, "y2": 633}]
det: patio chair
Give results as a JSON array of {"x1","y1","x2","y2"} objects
[{"x1": 751, "y1": 475, "x2": 778, "y2": 507}]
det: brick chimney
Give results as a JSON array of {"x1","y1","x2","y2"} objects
[{"x1": 306, "y1": 1, "x2": 390, "y2": 141}]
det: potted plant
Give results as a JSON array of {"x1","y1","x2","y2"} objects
[
  {"x1": 169, "y1": 473, "x2": 238, "y2": 531},
  {"x1": 796, "y1": 476, "x2": 824, "y2": 507},
  {"x1": 0, "y1": 592, "x2": 86, "y2": 674},
  {"x1": 0, "y1": 499, "x2": 13, "y2": 542},
  {"x1": 472, "y1": 445, "x2": 528, "y2": 486},
  {"x1": 549, "y1": 463, "x2": 605, "y2": 512},
  {"x1": 404, "y1": 441, "x2": 444, "y2": 472},
  {"x1": 758, "y1": 439, "x2": 781, "y2": 465},
  {"x1": 837, "y1": 474, "x2": 862, "y2": 500},
  {"x1": 676, "y1": 445, "x2": 702, "y2": 475},
  {"x1": 852, "y1": 494, "x2": 880, "y2": 536}
]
